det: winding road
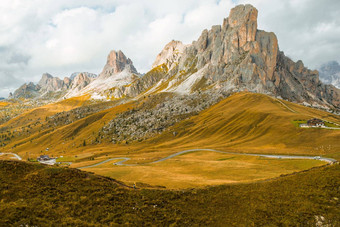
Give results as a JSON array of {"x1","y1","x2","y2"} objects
[
  {"x1": 0, "y1": 152, "x2": 22, "y2": 161},
  {"x1": 78, "y1": 158, "x2": 132, "y2": 169},
  {"x1": 77, "y1": 149, "x2": 337, "y2": 169},
  {"x1": 1, "y1": 149, "x2": 336, "y2": 169}
]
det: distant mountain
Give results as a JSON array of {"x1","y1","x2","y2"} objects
[
  {"x1": 0, "y1": 97, "x2": 4, "y2": 100},
  {"x1": 64, "y1": 50, "x2": 140, "y2": 99},
  {"x1": 11, "y1": 71, "x2": 97, "y2": 100},
  {"x1": 70, "y1": 72, "x2": 97, "y2": 80},
  {"x1": 318, "y1": 61, "x2": 340, "y2": 89},
  {"x1": 11, "y1": 49, "x2": 139, "y2": 101},
  {"x1": 12, "y1": 82, "x2": 41, "y2": 99}
]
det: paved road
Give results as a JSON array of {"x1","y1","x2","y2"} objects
[
  {"x1": 77, "y1": 149, "x2": 337, "y2": 169},
  {"x1": 78, "y1": 157, "x2": 132, "y2": 169},
  {"x1": 0, "y1": 152, "x2": 22, "y2": 161}
]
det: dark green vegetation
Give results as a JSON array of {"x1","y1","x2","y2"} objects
[{"x1": 1, "y1": 160, "x2": 339, "y2": 226}]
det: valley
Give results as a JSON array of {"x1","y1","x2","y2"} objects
[
  {"x1": 0, "y1": 3, "x2": 339, "y2": 225},
  {"x1": 1, "y1": 92, "x2": 339, "y2": 189}
]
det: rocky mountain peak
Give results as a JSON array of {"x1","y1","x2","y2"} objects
[
  {"x1": 12, "y1": 82, "x2": 40, "y2": 99},
  {"x1": 228, "y1": 4, "x2": 258, "y2": 29},
  {"x1": 38, "y1": 73, "x2": 64, "y2": 93},
  {"x1": 70, "y1": 73, "x2": 92, "y2": 90},
  {"x1": 38, "y1": 73, "x2": 53, "y2": 85},
  {"x1": 152, "y1": 40, "x2": 187, "y2": 70},
  {"x1": 138, "y1": 4, "x2": 339, "y2": 109},
  {"x1": 100, "y1": 50, "x2": 138, "y2": 78}
]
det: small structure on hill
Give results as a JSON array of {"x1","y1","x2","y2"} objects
[
  {"x1": 307, "y1": 118, "x2": 325, "y2": 127},
  {"x1": 37, "y1": 155, "x2": 51, "y2": 161},
  {"x1": 37, "y1": 155, "x2": 57, "y2": 165}
]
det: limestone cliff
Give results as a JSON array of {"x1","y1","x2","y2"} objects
[
  {"x1": 99, "y1": 50, "x2": 137, "y2": 78},
  {"x1": 12, "y1": 82, "x2": 41, "y2": 99}
]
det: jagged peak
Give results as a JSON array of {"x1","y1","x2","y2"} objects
[
  {"x1": 152, "y1": 40, "x2": 187, "y2": 70},
  {"x1": 100, "y1": 49, "x2": 138, "y2": 78},
  {"x1": 227, "y1": 4, "x2": 258, "y2": 29}
]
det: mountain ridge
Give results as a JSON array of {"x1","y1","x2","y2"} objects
[
  {"x1": 8, "y1": 4, "x2": 340, "y2": 110},
  {"x1": 137, "y1": 4, "x2": 339, "y2": 109}
]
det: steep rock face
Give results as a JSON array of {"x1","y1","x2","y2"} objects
[
  {"x1": 12, "y1": 82, "x2": 41, "y2": 99},
  {"x1": 318, "y1": 61, "x2": 340, "y2": 89},
  {"x1": 64, "y1": 50, "x2": 140, "y2": 99},
  {"x1": 274, "y1": 55, "x2": 340, "y2": 107},
  {"x1": 139, "y1": 4, "x2": 339, "y2": 109},
  {"x1": 70, "y1": 73, "x2": 93, "y2": 91},
  {"x1": 152, "y1": 40, "x2": 187, "y2": 70},
  {"x1": 38, "y1": 73, "x2": 66, "y2": 93},
  {"x1": 99, "y1": 50, "x2": 137, "y2": 78}
]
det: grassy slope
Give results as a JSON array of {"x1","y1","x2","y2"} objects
[
  {"x1": 4, "y1": 92, "x2": 339, "y2": 159},
  {"x1": 0, "y1": 160, "x2": 339, "y2": 226},
  {"x1": 146, "y1": 92, "x2": 340, "y2": 156},
  {"x1": 1, "y1": 96, "x2": 91, "y2": 130},
  {"x1": 1, "y1": 92, "x2": 339, "y2": 164},
  {"x1": 0, "y1": 102, "x2": 8, "y2": 107}
]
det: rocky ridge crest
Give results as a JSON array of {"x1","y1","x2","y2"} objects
[{"x1": 132, "y1": 4, "x2": 339, "y2": 109}]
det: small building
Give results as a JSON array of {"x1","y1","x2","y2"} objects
[
  {"x1": 37, "y1": 155, "x2": 51, "y2": 161},
  {"x1": 307, "y1": 118, "x2": 325, "y2": 127}
]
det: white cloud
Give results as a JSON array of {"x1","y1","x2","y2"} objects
[{"x1": 0, "y1": 0, "x2": 340, "y2": 97}]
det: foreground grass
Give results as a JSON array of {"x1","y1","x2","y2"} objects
[{"x1": 0, "y1": 160, "x2": 339, "y2": 226}]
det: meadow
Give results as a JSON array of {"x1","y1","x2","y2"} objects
[{"x1": 1, "y1": 92, "x2": 339, "y2": 188}]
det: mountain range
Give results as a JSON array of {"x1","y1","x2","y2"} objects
[{"x1": 9, "y1": 5, "x2": 340, "y2": 111}]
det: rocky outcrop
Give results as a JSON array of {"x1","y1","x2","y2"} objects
[
  {"x1": 152, "y1": 40, "x2": 187, "y2": 70},
  {"x1": 70, "y1": 73, "x2": 93, "y2": 91},
  {"x1": 318, "y1": 61, "x2": 340, "y2": 89},
  {"x1": 99, "y1": 50, "x2": 137, "y2": 78},
  {"x1": 38, "y1": 73, "x2": 66, "y2": 93},
  {"x1": 12, "y1": 82, "x2": 41, "y2": 99},
  {"x1": 63, "y1": 50, "x2": 141, "y2": 99}
]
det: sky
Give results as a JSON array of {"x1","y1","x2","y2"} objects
[{"x1": 0, "y1": 0, "x2": 339, "y2": 97}]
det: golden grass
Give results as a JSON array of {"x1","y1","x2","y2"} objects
[
  {"x1": 80, "y1": 150, "x2": 325, "y2": 189},
  {"x1": 144, "y1": 92, "x2": 340, "y2": 156},
  {"x1": 2, "y1": 92, "x2": 339, "y2": 188},
  {"x1": 1, "y1": 95, "x2": 91, "y2": 130},
  {"x1": 0, "y1": 102, "x2": 9, "y2": 107}
]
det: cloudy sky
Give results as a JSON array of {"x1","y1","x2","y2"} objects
[{"x1": 0, "y1": 0, "x2": 339, "y2": 97}]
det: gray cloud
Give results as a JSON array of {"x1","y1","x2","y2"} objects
[
  {"x1": 0, "y1": 0, "x2": 339, "y2": 97},
  {"x1": 7, "y1": 52, "x2": 31, "y2": 65}
]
